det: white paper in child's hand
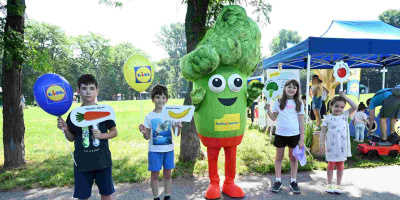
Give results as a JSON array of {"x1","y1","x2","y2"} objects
[
  {"x1": 70, "y1": 105, "x2": 115, "y2": 127},
  {"x1": 162, "y1": 105, "x2": 195, "y2": 122}
]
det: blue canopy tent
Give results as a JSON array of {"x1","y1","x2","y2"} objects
[{"x1": 263, "y1": 20, "x2": 400, "y2": 126}]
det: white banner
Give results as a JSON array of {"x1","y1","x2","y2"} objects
[{"x1": 263, "y1": 69, "x2": 300, "y2": 102}]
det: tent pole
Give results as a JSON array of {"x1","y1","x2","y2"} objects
[
  {"x1": 382, "y1": 66, "x2": 386, "y2": 89},
  {"x1": 306, "y1": 54, "x2": 311, "y2": 125}
]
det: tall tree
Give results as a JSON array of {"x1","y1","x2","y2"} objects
[
  {"x1": 179, "y1": 0, "x2": 209, "y2": 164},
  {"x1": 155, "y1": 22, "x2": 187, "y2": 77},
  {"x1": 71, "y1": 33, "x2": 111, "y2": 99},
  {"x1": 269, "y1": 29, "x2": 301, "y2": 55},
  {"x1": 23, "y1": 20, "x2": 72, "y2": 103},
  {"x1": 180, "y1": 0, "x2": 272, "y2": 164},
  {"x1": 379, "y1": 9, "x2": 400, "y2": 28},
  {"x1": 155, "y1": 23, "x2": 188, "y2": 98},
  {"x1": 2, "y1": 0, "x2": 27, "y2": 169}
]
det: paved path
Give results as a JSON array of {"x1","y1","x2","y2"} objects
[{"x1": 1, "y1": 166, "x2": 399, "y2": 200}]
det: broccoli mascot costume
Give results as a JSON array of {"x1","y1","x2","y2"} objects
[{"x1": 180, "y1": 5, "x2": 263, "y2": 199}]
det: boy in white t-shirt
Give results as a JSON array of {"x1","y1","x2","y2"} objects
[{"x1": 139, "y1": 85, "x2": 182, "y2": 200}]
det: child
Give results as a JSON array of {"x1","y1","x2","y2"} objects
[
  {"x1": 310, "y1": 75, "x2": 323, "y2": 131},
  {"x1": 326, "y1": 100, "x2": 332, "y2": 115},
  {"x1": 319, "y1": 79, "x2": 329, "y2": 117},
  {"x1": 139, "y1": 84, "x2": 182, "y2": 200},
  {"x1": 57, "y1": 74, "x2": 118, "y2": 200},
  {"x1": 352, "y1": 102, "x2": 369, "y2": 142},
  {"x1": 265, "y1": 79, "x2": 305, "y2": 194},
  {"x1": 301, "y1": 95, "x2": 310, "y2": 116},
  {"x1": 319, "y1": 92, "x2": 357, "y2": 194}
]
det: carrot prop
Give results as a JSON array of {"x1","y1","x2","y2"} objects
[
  {"x1": 76, "y1": 111, "x2": 111, "y2": 122},
  {"x1": 70, "y1": 105, "x2": 116, "y2": 129}
]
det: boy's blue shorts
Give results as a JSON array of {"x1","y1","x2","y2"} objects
[
  {"x1": 74, "y1": 166, "x2": 115, "y2": 199},
  {"x1": 312, "y1": 96, "x2": 322, "y2": 110},
  {"x1": 148, "y1": 150, "x2": 175, "y2": 171}
]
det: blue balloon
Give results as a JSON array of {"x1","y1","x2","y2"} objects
[{"x1": 33, "y1": 73, "x2": 73, "y2": 116}]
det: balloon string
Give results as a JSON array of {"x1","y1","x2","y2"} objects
[
  {"x1": 140, "y1": 93, "x2": 143, "y2": 123},
  {"x1": 63, "y1": 129, "x2": 77, "y2": 166}
]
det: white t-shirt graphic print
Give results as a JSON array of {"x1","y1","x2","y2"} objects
[
  {"x1": 144, "y1": 112, "x2": 174, "y2": 152},
  {"x1": 271, "y1": 99, "x2": 305, "y2": 136}
]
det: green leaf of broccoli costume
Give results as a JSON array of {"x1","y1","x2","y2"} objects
[{"x1": 180, "y1": 5, "x2": 263, "y2": 199}]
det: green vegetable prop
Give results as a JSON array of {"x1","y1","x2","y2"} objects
[
  {"x1": 266, "y1": 82, "x2": 278, "y2": 97},
  {"x1": 180, "y1": 5, "x2": 263, "y2": 199}
]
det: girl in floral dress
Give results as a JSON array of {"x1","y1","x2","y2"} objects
[{"x1": 319, "y1": 92, "x2": 358, "y2": 194}]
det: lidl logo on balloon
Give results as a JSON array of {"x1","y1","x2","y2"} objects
[
  {"x1": 135, "y1": 66, "x2": 152, "y2": 83},
  {"x1": 45, "y1": 85, "x2": 67, "y2": 102}
]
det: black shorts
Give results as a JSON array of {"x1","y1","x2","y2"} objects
[
  {"x1": 381, "y1": 93, "x2": 400, "y2": 119},
  {"x1": 273, "y1": 134, "x2": 300, "y2": 148}
]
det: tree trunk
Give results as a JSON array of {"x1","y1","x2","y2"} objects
[
  {"x1": 179, "y1": 0, "x2": 209, "y2": 163},
  {"x1": 2, "y1": 0, "x2": 26, "y2": 169}
]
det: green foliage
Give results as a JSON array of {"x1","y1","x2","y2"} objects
[
  {"x1": 359, "y1": 66, "x2": 400, "y2": 93},
  {"x1": 98, "y1": 0, "x2": 123, "y2": 7},
  {"x1": 23, "y1": 20, "x2": 72, "y2": 103},
  {"x1": 1, "y1": 0, "x2": 28, "y2": 71},
  {"x1": 300, "y1": 69, "x2": 316, "y2": 94},
  {"x1": 204, "y1": 0, "x2": 272, "y2": 28},
  {"x1": 154, "y1": 23, "x2": 188, "y2": 98},
  {"x1": 379, "y1": 9, "x2": 400, "y2": 28},
  {"x1": 304, "y1": 123, "x2": 314, "y2": 148},
  {"x1": 269, "y1": 29, "x2": 302, "y2": 55},
  {"x1": 2, "y1": 29, "x2": 28, "y2": 68},
  {"x1": 20, "y1": 20, "x2": 153, "y2": 102}
]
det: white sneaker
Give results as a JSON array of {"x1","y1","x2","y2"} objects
[
  {"x1": 334, "y1": 185, "x2": 343, "y2": 194},
  {"x1": 326, "y1": 184, "x2": 335, "y2": 193}
]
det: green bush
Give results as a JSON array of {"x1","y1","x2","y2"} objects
[{"x1": 305, "y1": 123, "x2": 314, "y2": 148}]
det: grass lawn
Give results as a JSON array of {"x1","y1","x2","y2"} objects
[{"x1": 0, "y1": 93, "x2": 399, "y2": 191}]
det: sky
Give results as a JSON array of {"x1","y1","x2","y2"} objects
[{"x1": 26, "y1": 0, "x2": 400, "y2": 62}]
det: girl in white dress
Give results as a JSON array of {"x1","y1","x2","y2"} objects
[{"x1": 319, "y1": 92, "x2": 357, "y2": 194}]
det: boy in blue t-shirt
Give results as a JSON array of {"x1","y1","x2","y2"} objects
[
  {"x1": 57, "y1": 74, "x2": 117, "y2": 200},
  {"x1": 139, "y1": 84, "x2": 182, "y2": 200}
]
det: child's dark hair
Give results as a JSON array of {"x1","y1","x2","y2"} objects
[
  {"x1": 279, "y1": 79, "x2": 301, "y2": 112},
  {"x1": 330, "y1": 96, "x2": 346, "y2": 107},
  {"x1": 358, "y1": 102, "x2": 366, "y2": 111},
  {"x1": 301, "y1": 95, "x2": 306, "y2": 100},
  {"x1": 78, "y1": 74, "x2": 98, "y2": 89},
  {"x1": 366, "y1": 98, "x2": 371, "y2": 107},
  {"x1": 151, "y1": 84, "x2": 169, "y2": 100},
  {"x1": 312, "y1": 75, "x2": 319, "y2": 80},
  {"x1": 327, "y1": 100, "x2": 332, "y2": 113}
]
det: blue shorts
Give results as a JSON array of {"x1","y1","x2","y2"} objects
[
  {"x1": 74, "y1": 167, "x2": 115, "y2": 199},
  {"x1": 148, "y1": 151, "x2": 175, "y2": 171},
  {"x1": 312, "y1": 96, "x2": 322, "y2": 110}
]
